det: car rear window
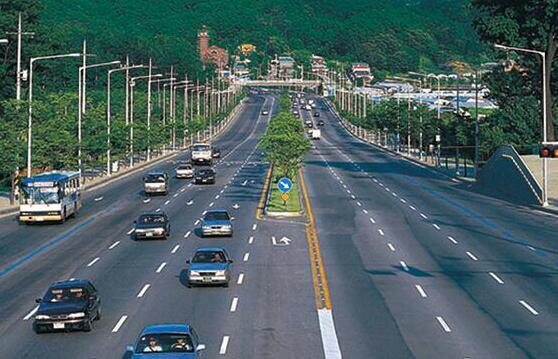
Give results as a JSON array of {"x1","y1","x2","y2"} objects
[
  {"x1": 145, "y1": 174, "x2": 166, "y2": 183},
  {"x1": 204, "y1": 211, "x2": 229, "y2": 221},
  {"x1": 139, "y1": 215, "x2": 165, "y2": 224}
]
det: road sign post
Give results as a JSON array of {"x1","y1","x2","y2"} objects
[{"x1": 277, "y1": 177, "x2": 293, "y2": 207}]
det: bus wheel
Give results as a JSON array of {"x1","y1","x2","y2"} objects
[
  {"x1": 60, "y1": 208, "x2": 66, "y2": 223},
  {"x1": 72, "y1": 202, "x2": 78, "y2": 218}
]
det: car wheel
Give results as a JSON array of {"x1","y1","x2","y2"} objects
[
  {"x1": 96, "y1": 307, "x2": 101, "y2": 321},
  {"x1": 223, "y1": 282, "x2": 229, "y2": 288},
  {"x1": 186, "y1": 282, "x2": 192, "y2": 288},
  {"x1": 82, "y1": 318, "x2": 92, "y2": 332},
  {"x1": 33, "y1": 323, "x2": 45, "y2": 334}
]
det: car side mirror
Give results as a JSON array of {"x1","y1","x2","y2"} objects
[
  {"x1": 230, "y1": 217, "x2": 235, "y2": 221},
  {"x1": 126, "y1": 345, "x2": 134, "y2": 352},
  {"x1": 196, "y1": 344, "x2": 206, "y2": 352},
  {"x1": 133, "y1": 220, "x2": 137, "y2": 224},
  {"x1": 186, "y1": 259, "x2": 190, "y2": 264},
  {"x1": 35, "y1": 298, "x2": 42, "y2": 304}
]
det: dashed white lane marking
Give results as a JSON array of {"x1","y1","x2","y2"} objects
[
  {"x1": 519, "y1": 300, "x2": 539, "y2": 315},
  {"x1": 409, "y1": 205, "x2": 416, "y2": 211},
  {"x1": 369, "y1": 217, "x2": 376, "y2": 224},
  {"x1": 342, "y1": 184, "x2": 347, "y2": 188},
  {"x1": 387, "y1": 243, "x2": 395, "y2": 252},
  {"x1": 164, "y1": 200, "x2": 170, "y2": 205},
  {"x1": 87, "y1": 257, "x2": 100, "y2": 267},
  {"x1": 252, "y1": 224, "x2": 257, "y2": 231},
  {"x1": 112, "y1": 315, "x2": 128, "y2": 333},
  {"x1": 415, "y1": 285, "x2": 428, "y2": 298},
  {"x1": 180, "y1": 188, "x2": 185, "y2": 193},
  {"x1": 137, "y1": 284, "x2": 151, "y2": 298},
  {"x1": 94, "y1": 196, "x2": 104, "y2": 201},
  {"x1": 109, "y1": 241, "x2": 120, "y2": 249},
  {"x1": 392, "y1": 192, "x2": 397, "y2": 197},
  {"x1": 420, "y1": 213, "x2": 428, "y2": 219},
  {"x1": 248, "y1": 236, "x2": 254, "y2": 244},
  {"x1": 318, "y1": 309, "x2": 343, "y2": 359},
  {"x1": 194, "y1": 219, "x2": 200, "y2": 225},
  {"x1": 243, "y1": 252, "x2": 250, "y2": 262},
  {"x1": 143, "y1": 198, "x2": 151, "y2": 203},
  {"x1": 528, "y1": 246, "x2": 536, "y2": 251},
  {"x1": 220, "y1": 189, "x2": 224, "y2": 194},
  {"x1": 379, "y1": 183, "x2": 384, "y2": 187},
  {"x1": 432, "y1": 224, "x2": 441, "y2": 230},
  {"x1": 372, "y1": 178, "x2": 378, "y2": 183},
  {"x1": 187, "y1": 200, "x2": 194, "y2": 206},
  {"x1": 23, "y1": 306, "x2": 39, "y2": 320},
  {"x1": 155, "y1": 208, "x2": 161, "y2": 212},
  {"x1": 215, "y1": 195, "x2": 220, "y2": 199},
  {"x1": 400, "y1": 198, "x2": 407, "y2": 203},
  {"x1": 209, "y1": 202, "x2": 214, "y2": 207},
  {"x1": 346, "y1": 190, "x2": 351, "y2": 194},
  {"x1": 356, "y1": 201, "x2": 362, "y2": 206},
  {"x1": 237, "y1": 273, "x2": 245, "y2": 285},
  {"x1": 447, "y1": 236, "x2": 458, "y2": 244},
  {"x1": 171, "y1": 245, "x2": 180, "y2": 254},
  {"x1": 202, "y1": 211, "x2": 207, "y2": 216},
  {"x1": 466, "y1": 251, "x2": 478, "y2": 261},
  {"x1": 219, "y1": 335, "x2": 230, "y2": 355},
  {"x1": 351, "y1": 195, "x2": 356, "y2": 199},
  {"x1": 436, "y1": 316, "x2": 452, "y2": 332},
  {"x1": 385, "y1": 187, "x2": 390, "y2": 192},
  {"x1": 173, "y1": 193, "x2": 179, "y2": 198},
  {"x1": 156, "y1": 262, "x2": 167, "y2": 273},
  {"x1": 400, "y1": 261, "x2": 409, "y2": 271},
  {"x1": 230, "y1": 297, "x2": 239, "y2": 312},
  {"x1": 362, "y1": 209, "x2": 368, "y2": 214},
  {"x1": 489, "y1": 272, "x2": 504, "y2": 284},
  {"x1": 127, "y1": 228, "x2": 135, "y2": 235},
  {"x1": 184, "y1": 231, "x2": 191, "y2": 238},
  {"x1": 378, "y1": 229, "x2": 385, "y2": 236},
  {"x1": 187, "y1": 183, "x2": 192, "y2": 187}
]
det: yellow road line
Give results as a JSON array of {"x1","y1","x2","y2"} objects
[
  {"x1": 299, "y1": 167, "x2": 332, "y2": 310},
  {"x1": 256, "y1": 165, "x2": 273, "y2": 219}
]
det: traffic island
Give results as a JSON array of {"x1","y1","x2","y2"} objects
[{"x1": 265, "y1": 171, "x2": 304, "y2": 218}]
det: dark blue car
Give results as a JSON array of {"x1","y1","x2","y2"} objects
[{"x1": 127, "y1": 324, "x2": 206, "y2": 358}]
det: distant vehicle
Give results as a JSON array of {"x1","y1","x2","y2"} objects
[
  {"x1": 186, "y1": 248, "x2": 233, "y2": 287},
  {"x1": 201, "y1": 209, "x2": 233, "y2": 237},
  {"x1": 126, "y1": 324, "x2": 206, "y2": 357},
  {"x1": 133, "y1": 212, "x2": 170, "y2": 240},
  {"x1": 143, "y1": 171, "x2": 169, "y2": 196},
  {"x1": 292, "y1": 110, "x2": 299, "y2": 115},
  {"x1": 311, "y1": 103, "x2": 317, "y2": 109},
  {"x1": 307, "y1": 122, "x2": 313, "y2": 128},
  {"x1": 19, "y1": 171, "x2": 81, "y2": 223},
  {"x1": 212, "y1": 147, "x2": 221, "y2": 158},
  {"x1": 34, "y1": 279, "x2": 101, "y2": 333},
  {"x1": 308, "y1": 99, "x2": 315, "y2": 105},
  {"x1": 191, "y1": 143, "x2": 213, "y2": 165},
  {"x1": 314, "y1": 112, "x2": 320, "y2": 117},
  {"x1": 175, "y1": 164, "x2": 194, "y2": 179},
  {"x1": 311, "y1": 129, "x2": 321, "y2": 140},
  {"x1": 305, "y1": 119, "x2": 312, "y2": 125},
  {"x1": 261, "y1": 110, "x2": 269, "y2": 115},
  {"x1": 317, "y1": 120, "x2": 325, "y2": 126},
  {"x1": 194, "y1": 168, "x2": 216, "y2": 185},
  {"x1": 305, "y1": 105, "x2": 312, "y2": 111}
]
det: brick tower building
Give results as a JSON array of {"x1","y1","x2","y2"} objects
[{"x1": 197, "y1": 27, "x2": 229, "y2": 70}]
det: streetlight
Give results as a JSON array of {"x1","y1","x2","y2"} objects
[
  {"x1": 78, "y1": 60, "x2": 121, "y2": 177},
  {"x1": 0, "y1": 39, "x2": 8, "y2": 44},
  {"x1": 106, "y1": 64, "x2": 145, "y2": 175},
  {"x1": 495, "y1": 43, "x2": 549, "y2": 206},
  {"x1": 27, "y1": 52, "x2": 82, "y2": 176}
]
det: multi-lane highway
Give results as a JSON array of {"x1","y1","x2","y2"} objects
[{"x1": 2, "y1": 92, "x2": 558, "y2": 358}]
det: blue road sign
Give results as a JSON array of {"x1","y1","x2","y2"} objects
[{"x1": 277, "y1": 177, "x2": 293, "y2": 193}]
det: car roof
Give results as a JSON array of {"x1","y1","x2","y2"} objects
[
  {"x1": 140, "y1": 211, "x2": 166, "y2": 217},
  {"x1": 51, "y1": 279, "x2": 90, "y2": 289},
  {"x1": 141, "y1": 324, "x2": 191, "y2": 335},
  {"x1": 147, "y1": 171, "x2": 166, "y2": 175},
  {"x1": 195, "y1": 247, "x2": 226, "y2": 253},
  {"x1": 205, "y1": 209, "x2": 228, "y2": 213}
]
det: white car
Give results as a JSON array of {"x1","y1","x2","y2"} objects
[
  {"x1": 175, "y1": 164, "x2": 194, "y2": 179},
  {"x1": 261, "y1": 110, "x2": 269, "y2": 115}
]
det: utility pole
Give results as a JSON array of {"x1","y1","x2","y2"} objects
[{"x1": 6, "y1": 13, "x2": 34, "y2": 101}]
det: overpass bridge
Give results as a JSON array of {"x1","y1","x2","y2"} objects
[{"x1": 234, "y1": 79, "x2": 322, "y2": 87}]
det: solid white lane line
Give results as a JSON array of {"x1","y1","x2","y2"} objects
[
  {"x1": 369, "y1": 217, "x2": 376, "y2": 224},
  {"x1": 237, "y1": 273, "x2": 245, "y2": 285},
  {"x1": 87, "y1": 257, "x2": 100, "y2": 267},
  {"x1": 252, "y1": 223, "x2": 257, "y2": 231},
  {"x1": 164, "y1": 200, "x2": 170, "y2": 205},
  {"x1": 209, "y1": 202, "x2": 214, "y2": 207},
  {"x1": 519, "y1": 300, "x2": 539, "y2": 315},
  {"x1": 432, "y1": 224, "x2": 441, "y2": 230},
  {"x1": 447, "y1": 236, "x2": 458, "y2": 244},
  {"x1": 171, "y1": 245, "x2": 180, "y2": 254},
  {"x1": 194, "y1": 219, "x2": 200, "y2": 225},
  {"x1": 109, "y1": 241, "x2": 120, "y2": 249},
  {"x1": 436, "y1": 316, "x2": 452, "y2": 332},
  {"x1": 420, "y1": 213, "x2": 428, "y2": 219},
  {"x1": 243, "y1": 252, "x2": 250, "y2": 262},
  {"x1": 400, "y1": 261, "x2": 409, "y2": 271},
  {"x1": 466, "y1": 251, "x2": 478, "y2": 261},
  {"x1": 378, "y1": 229, "x2": 385, "y2": 236},
  {"x1": 219, "y1": 336, "x2": 230, "y2": 355},
  {"x1": 387, "y1": 243, "x2": 395, "y2": 252},
  {"x1": 489, "y1": 272, "x2": 504, "y2": 284},
  {"x1": 127, "y1": 228, "x2": 135, "y2": 235},
  {"x1": 318, "y1": 309, "x2": 343, "y2": 359},
  {"x1": 248, "y1": 236, "x2": 254, "y2": 244},
  {"x1": 415, "y1": 285, "x2": 428, "y2": 298},
  {"x1": 23, "y1": 306, "x2": 39, "y2": 320},
  {"x1": 137, "y1": 284, "x2": 151, "y2": 298},
  {"x1": 184, "y1": 231, "x2": 191, "y2": 238},
  {"x1": 112, "y1": 315, "x2": 128, "y2": 333},
  {"x1": 400, "y1": 198, "x2": 407, "y2": 203},
  {"x1": 362, "y1": 209, "x2": 368, "y2": 214},
  {"x1": 156, "y1": 262, "x2": 167, "y2": 273},
  {"x1": 409, "y1": 205, "x2": 416, "y2": 211},
  {"x1": 230, "y1": 297, "x2": 239, "y2": 312}
]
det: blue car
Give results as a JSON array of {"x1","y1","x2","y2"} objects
[
  {"x1": 126, "y1": 324, "x2": 206, "y2": 358},
  {"x1": 200, "y1": 209, "x2": 233, "y2": 237},
  {"x1": 186, "y1": 247, "x2": 233, "y2": 287}
]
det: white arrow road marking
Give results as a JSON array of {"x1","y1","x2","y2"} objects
[
  {"x1": 112, "y1": 315, "x2": 128, "y2": 333},
  {"x1": 187, "y1": 200, "x2": 194, "y2": 206},
  {"x1": 272, "y1": 236, "x2": 292, "y2": 246},
  {"x1": 94, "y1": 196, "x2": 104, "y2": 201}
]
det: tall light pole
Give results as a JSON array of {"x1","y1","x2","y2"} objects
[
  {"x1": 27, "y1": 52, "x2": 82, "y2": 176},
  {"x1": 78, "y1": 60, "x2": 121, "y2": 177},
  {"x1": 106, "y1": 64, "x2": 145, "y2": 175},
  {"x1": 495, "y1": 43, "x2": 549, "y2": 206},
  {"x1": 5, "y1": 13, "x2": 34, "y2": 101}
]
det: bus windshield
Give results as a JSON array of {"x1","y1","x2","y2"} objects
[{"x1": 21, "y1": 186, "x2": 59, "y2": 205}]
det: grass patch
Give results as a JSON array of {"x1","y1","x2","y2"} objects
[{"x1": 267, "y1": 174, "x2": 301, "y2": 213}]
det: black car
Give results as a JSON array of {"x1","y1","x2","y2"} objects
[
  {"x1": 212, "y1": 147, "x2": 221, "y2": 158},
  {"x1": 314, "y1": 112, "x2": 320, "y2": 117},
  {"x1": 34, "y1": 279, "x2": 101, "y2": 333},
  {"x1": 133, "y1": 212, "x2": 171, "y2": 240},
  {"x1": 194, "y1": 168, "x2": 216, "y2": 185},
  {"x1": 317, "y1": 120, "x2": 325, "y2": 126}
]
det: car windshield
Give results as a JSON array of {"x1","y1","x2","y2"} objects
[
  {"x1": 204, "y1": 211, "x2": 229, "y2": 221},
  {"x1": 145, "y1": 174, "x2": 166, "y2": 183},
  {"x1": 139, "y1": 215, "x2": 165, "y2": 224},
  {"x1": 21, "y1": 186, "x2": 59, "y2": 205},
  {"x1": 44, "y1": 287, "x2": 87, "y2": 303},
  {"x1": 193, "y1": 145, "x2": 210, "y2": 152},
  {"x1": 192, "y1": 251, "x2": 226, "y2": 263},
  {"x1": 135, "y1": 333, "x2": 194, "y2": 353}
]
